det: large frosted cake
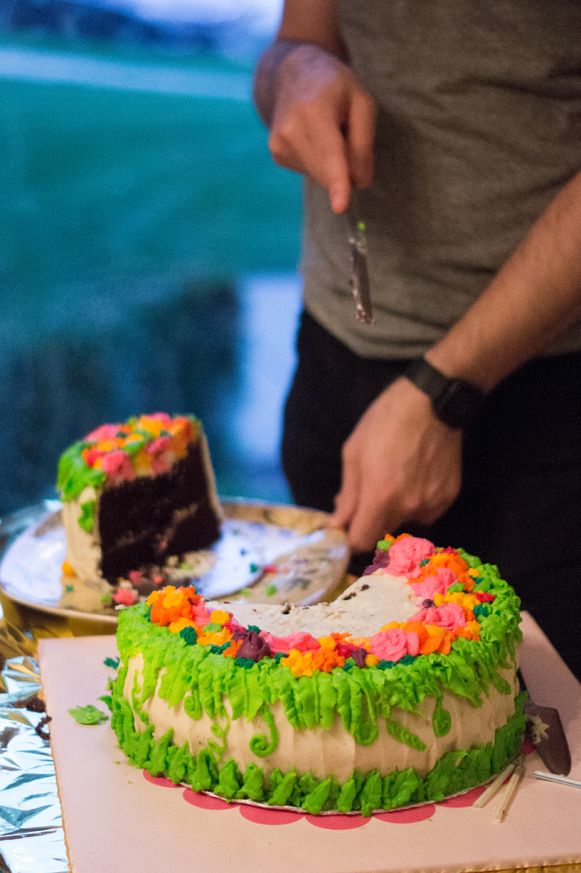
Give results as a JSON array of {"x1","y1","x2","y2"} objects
[
  {"x1": 110, "y1": 534, "x2": 525, "y2": 815},
  {"x1": 57, "y1": 414, "x2": 222, "y2": 608}
]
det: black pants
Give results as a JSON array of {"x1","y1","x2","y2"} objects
[{"x1": 282, "y1": 310, "x2": 581, "y2": 679}]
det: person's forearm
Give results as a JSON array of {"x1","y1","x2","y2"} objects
[{"x1": 426, "y1": 169, "x2": 581, "y2": 391}]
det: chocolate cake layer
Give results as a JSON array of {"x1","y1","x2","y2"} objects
[{"x1": 98, "y1": 439, "x2": 221, "y2": 580}]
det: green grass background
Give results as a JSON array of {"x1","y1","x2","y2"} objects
[
  {"x1": 0, "y1": 35, "x2": 302, "y2": 315},
  {"x1": 0, "y1": 34, "x2": 302, "y2": 513}
]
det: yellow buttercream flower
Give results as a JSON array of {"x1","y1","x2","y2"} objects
[
  {"x1": 317, "y1": 636, "x2": 336, "y2": 650},
  {"x1": 282, "y1": 650, "x2": 315, "y2": 677},
  {"x1": 381, "y1": 621, "x2": 402, "y2": 631},
  {"x1": 139, "y1": 415, "x2": 165, "y2": 437},
  {"x1": 169, "y1": 617, "x2": 196, "y2": 634},
  {"x1": 210, "y1": 610, "x2": 231, "y2": 626},
  {"x1": 197, "y1": 628, "x2": 231, "y2": 647},
  {"x1": 424, "y1": 624, "x2": 447, "y2": 638},
  {"x1": 434, "y1": 591, "x2": 479, "y2": 620}
]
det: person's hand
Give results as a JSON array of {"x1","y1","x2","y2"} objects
[
  {"x1": 268, "y1": 44, "x2": 376, "y2": 214},
  {"x1": 329, "y1": 378, "x2": 463, "y2": 551}
]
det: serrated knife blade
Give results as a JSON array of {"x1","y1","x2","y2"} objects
[{"x1": 347, "y1": 197, "x2": 374, "y2": 325}]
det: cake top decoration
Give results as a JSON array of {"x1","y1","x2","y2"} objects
[
  {"x1": 57, "y1": 413, "x2": 200, "y2": 501},
  {"x1": 140, "y1": 535, "x2": 502, "y2": 677}
]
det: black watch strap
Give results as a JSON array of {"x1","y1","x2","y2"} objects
[{"x1": 404, "y1": 358, "x2": 485, "y2": 429}]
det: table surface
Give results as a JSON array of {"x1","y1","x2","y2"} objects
[{"x1": 38, "y1": 612, "x2": 581, "y2": 873}]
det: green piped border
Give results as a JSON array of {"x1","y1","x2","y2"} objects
[{"x1": 110, "y1": 688, "x2": 526, "y2": 816}]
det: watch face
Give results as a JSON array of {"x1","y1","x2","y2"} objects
[
  {"x1": 404, "y1": 359, "x2": 485, "y2": 429},
  {"x1": 434, "y1": 380, "x2": 482, "y2": 429}
]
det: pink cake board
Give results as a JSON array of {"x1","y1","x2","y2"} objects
[{"x1": 39, "y1": 612, "x2": 581, "y2": 873}]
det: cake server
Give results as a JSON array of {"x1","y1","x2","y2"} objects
[
  {"x1": 519, "y1": 669, "x2": 571, "y2": 776},
  {"x1": 347, "y1": 194, "x2": 374, "y2": 324}
]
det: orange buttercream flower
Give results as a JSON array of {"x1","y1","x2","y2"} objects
[
  {"x1": 222, "y1": 639, "x2": 243, "y2": 658},
  {"x1": 165, "y1": 417, "x2": 193, "y2": 458},
  {"x1": 312, "y1": 639, "x2": 345, "y2": 672},
  {"x1": 427, "y1": 551, "x2": 469, "y2": 576},
  {"x1": 399, "y1": 621, "x2": 430, "y2": 648},
  {"x1": 418, "y1": 625, "x2": 454, "y2": 655}
]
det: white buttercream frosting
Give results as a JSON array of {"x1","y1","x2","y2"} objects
[
  {"x1": 124, "y1": 654, "x2": 518, "y2": 781},
  {"x1": 215, "y1": 570, "x2": 418, "y2": 638},
  {"x1": 62, "y1": 486, "x2": 101, "y2": 581}
]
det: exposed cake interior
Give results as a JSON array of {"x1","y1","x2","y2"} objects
[{"x1": 58, "y1": 413, "x2": 222, "y2": 582}]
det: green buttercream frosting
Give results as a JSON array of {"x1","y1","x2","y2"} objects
[
  {"x1": 110, "y1": 685, "x2": 526, "y2": 813},
  {"x1": 249, "y1": 705, "x2": 279, "y2": 757},
  {"x1": 78, "y1": 499, "x2": 96, "y2": 533},
  {"x1": 57, "y1": 441, "x2": 106, "y2": 502},
  {"x1": 110, "y1": 548, "x2": 525, "y2": 814},
  {"x1": 433, "y1": 696, "x2": 452, "y2": 737}
]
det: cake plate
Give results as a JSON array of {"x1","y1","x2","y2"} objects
[{"x1": 0, "y1": 499, "x2": 350, "y2": 628}]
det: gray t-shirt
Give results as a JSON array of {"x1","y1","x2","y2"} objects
[{"x1": 302, "y1": 0, "x2": 581, "y2": 358}]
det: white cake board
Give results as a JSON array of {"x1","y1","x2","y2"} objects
[{"x1": 39, "y1": 613, "x2": 581, "y2": 873}]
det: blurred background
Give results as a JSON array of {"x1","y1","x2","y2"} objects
[{"x1": 0, "y1": 0, "x2": 304, "y2": 515}]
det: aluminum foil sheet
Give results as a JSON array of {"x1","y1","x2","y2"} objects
[{"x1": 0, "y1": 654, "x2": 69, "y2": 873}]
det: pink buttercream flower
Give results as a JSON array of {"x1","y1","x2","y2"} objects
[
  {"x1": 259, "y1": 631, "x2": 320, "y2": 655},
  {"x1": 151, "y1": 454, "x2": 170, "y2": 475},
  {"x1": 409, "y1": 602, "x2": 468, "y2": 632},
  {"x1": 191, "y1": 603, "x2": 211, "y2": 626},
  {"x1": 149, "y1": 412, "x2": 172, "y2": 423},
  {"x1": 85, "y1": 423, "x2": 120, "y2": 443},
  {"x1": 387, "y1": 537, "x2": 436, "y2": 577},
  {"x1": 112, "y1": 588, "x2": 137, "y2": 606},
  {"x1": 101, "y1": 450, "x2": 135, "y2": 481},
  {"x1": 410, "y1": 567, "x2": 457, "y2": 599},
  {"x1": 147, "y1": 436, "x2": 171, "y2": 454},
  {"x1": 369, "y1": 628, "x2": 419, "y2": 661}
]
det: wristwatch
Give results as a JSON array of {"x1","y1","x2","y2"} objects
[{"x1": 404, "y1": 358, "x2": 485, "y2": 430}]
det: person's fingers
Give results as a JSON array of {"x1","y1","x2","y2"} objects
[
  {"x1": 269, "y1": 109, "x2": 351, "y2": 212},
  {"x1": 327, "y1": 166, "x2": 351, "y2": 214},
  {"x1": 346, "y1": 91, "x2": 376, "y2": 188},
  {"x1": 342, "y1": 466, "x2": 405, "y2": 552},
  {"x1": 319, "y1": 116, "x2": 352, "y2": 213},
  {"x1": 345, "y1": 498, "x2": 396, "y2": 553}
]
